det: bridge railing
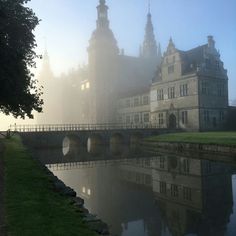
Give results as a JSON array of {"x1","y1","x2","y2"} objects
[{"x1": 9, "y1": 123, "x2": 165, "y2": 132}]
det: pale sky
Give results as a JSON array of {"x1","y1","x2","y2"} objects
[{"x1": 1, "y1": 0, "x2": 236, "y2": 130}]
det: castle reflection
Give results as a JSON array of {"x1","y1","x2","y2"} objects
[
  {"x1": 151, "y1": 155, "x2": 233, "y2": 236},
  {"x1": 35, "y1": 147, "x2": 236, "y2": 236}
]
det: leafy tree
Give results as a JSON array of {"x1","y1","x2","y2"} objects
[{"x1": 0, "y1": 0, "x2": 43, "y2": 118}]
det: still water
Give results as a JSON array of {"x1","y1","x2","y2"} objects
[{"x1": 35, "y1": 143, "x2": 236, "y2": 236}]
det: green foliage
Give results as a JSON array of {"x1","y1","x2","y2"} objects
[
  {"x1": 3, "y1": 136, "x2": 97, "y2": 236},
  {"x1": 147, "y1": 132, "x2": 236, "y2": 145},
  {"x1": 0, "y1": 0, "x2": 43, "y2": 118}
]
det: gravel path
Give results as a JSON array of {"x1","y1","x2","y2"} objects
[{"x1": 0, "y1": 139, "x2": 6, "y2": 236}]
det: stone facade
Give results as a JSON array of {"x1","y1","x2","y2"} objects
[
  {"x1": 151, "y1": 36, "x2": 228, "y2": 131},
  {"x1": 118, "y1": 36, "x2": 229, "y2": 131},
  {"x1": 116, "y1": 90, "x2": 150, "y2": 126}
]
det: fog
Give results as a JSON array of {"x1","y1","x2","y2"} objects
[{"x1": 1, "y1": 0, "x2": 236, "y2": 131}]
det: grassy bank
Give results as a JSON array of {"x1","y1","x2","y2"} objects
[
  {"x1": 146, "y1": 132, "x2": 236, "y2": 146},
  {"x1": 3, "y1": 136, "x2": 97, "y2": 236}
]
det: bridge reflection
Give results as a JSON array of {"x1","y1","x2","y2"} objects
[{"x1": 35, "y1": 141, "x2": 146, "y2": 166}]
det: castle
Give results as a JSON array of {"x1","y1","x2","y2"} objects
[{"x1": 38, "y1": 0, "x2": 230, "y2": 131}]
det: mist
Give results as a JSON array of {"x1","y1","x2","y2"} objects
[{"x1": 1, "y1": 0, "x2": 236, "y2": 131}]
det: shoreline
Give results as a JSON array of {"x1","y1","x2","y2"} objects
[{"x1": 2, "y1": 136, "x2": 110, "y2": 236}]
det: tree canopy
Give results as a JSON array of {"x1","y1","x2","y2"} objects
[{"x1": 0, "y1": 0, "x2": 43, "y2": 118}]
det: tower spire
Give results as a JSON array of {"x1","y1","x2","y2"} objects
[
  {"x1": 141, "y1": 1, "x2": 158, "y2": 59},
  {"x1": 96, "y1": 0, "x2": 109, "y2": 29},
  {"x1": 148, "y1": 0, "x2": 150, "y2": 15}
]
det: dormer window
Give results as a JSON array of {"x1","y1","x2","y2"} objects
[{"x1": 168, "y1": 65, "x2": 174, "y2": 74}]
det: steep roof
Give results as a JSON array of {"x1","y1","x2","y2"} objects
[{"x1": 178, "y1": 44, "x2": 208, "y2": 75}]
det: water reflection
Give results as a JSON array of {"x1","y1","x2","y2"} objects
[{"x1": 34, "y1": 147, "x2": 236, "y2": 236}]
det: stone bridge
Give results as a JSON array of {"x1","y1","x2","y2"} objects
[{"x1": 12, "y1": 124, "x2": 180, "y2": 152}]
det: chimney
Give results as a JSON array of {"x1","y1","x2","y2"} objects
[{"x1": 208, "y1": 35, "x2": 215, "y2": 48}]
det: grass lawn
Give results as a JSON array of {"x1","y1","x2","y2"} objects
[
  {"x1": 3, "y1": 136, "x2": 97, "y2": 236},
  {"x1": 146, "y1": 132, "x2": 236, "y2": 146}
]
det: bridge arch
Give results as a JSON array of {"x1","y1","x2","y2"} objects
[
  {"x1": 110, "y1": 133, "x2": 125, "y2": 156},
  {"x1": 62, "y1": 134, "x2": 81, "y2": 156},
  {"x1": 87, "y1": 134, "x2": 104, "y2": 155},
  {"x1": 130, "y1": 132, "x2": 143, "y2": 152}
]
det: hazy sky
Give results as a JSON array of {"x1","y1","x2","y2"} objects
[
  {"x1": 1, "y1": 0, "x2": 236, "y2": 129},
  {"x1": 28, "y1": 0, "x2": 236, "y2": 99}
]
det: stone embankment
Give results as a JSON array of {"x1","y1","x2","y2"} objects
[
  {"x1": 41, "y1": 165, "x2": 110, "y2": 235},
  {"x1": 142, "y1": 140, "x2": 236, "y2": 158}
]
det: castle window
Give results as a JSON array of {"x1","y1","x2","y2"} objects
[
  {"x1": 183, "y1": 187, "x2": 192, "y2": 201},
  {"x1": 81, "y1": 84, "x2": 85, "y2": 91},
  {"x1": 168, "y1": 87, "x2": 175, "y2": 99},
  {"x1": 134, "y1": 98, "x2": 139, "y2": 106},
  {"x1": 125, "y1": 99, "x2": 130, "y2": 108},
  {"x1": 126, "y1": 115, "x2": 131, "y2": 123},
  {"x1": 143, "y1": 113, "x2": 150, "y2": 122},
  {"x1": 180, "y1": 84, "x2": 188, "y2": 97},
  {"x1": 118, "y1": 116, "x2": 122, "y2": 123},
  {"x1": 145, "y1": 159, "x2": 151, "y2": 167},
  {"x1": 181, "y1": 111, "x2": 188, "y2": 124},
  {"x1": 86, "y1": 82, "x2": 90, "y2": 89},
  {"x1": 201, "y1": 81, "x2": 209, "y2": 95},
  {"x1": 158, "y1": 113, "x2": 164, "y2": 125},
  {"x1": 217, "y1": 83, "x2": 225, "y2": 96},
  {"x1": 219, "y1": 111, "x2": 225, "y2": 121},
  {"x1": 204, "y1": 110, "x2": 210, "y2": 123},
  {"x1": 143, "y1": 96, "x2": 149, "y2": 105},
  {"x1": 157, "y1": 89, "x2": 164, "y2": 100},
  {"x1": 168, "y1": 65, "x2": 174, "y2": 74},
  {"x1": 87, "y1": 188, "x2": 91, "y2": 195},
  {"x1": 160, "y1": 156, "x2": 165, "y2": 169},
  {"x1": 171, "y1": 184, "x2": 179, "y2": 197},
  {"x1": 160, "y1": 182, "x2": 167, "y2": 194},
  {"x1": 145, "y1": 175, "x2": 152, "y2": 185},
  {"x1": 183, "y1": 159, "x2": 190, "y2": 173},
  {"x1": 134, "y1": 114, "x2": 139, "y2": 123}
]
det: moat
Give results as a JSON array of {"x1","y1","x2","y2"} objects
[{"x1": 35, "y1": 145, "x2": 236, "y2": 236}]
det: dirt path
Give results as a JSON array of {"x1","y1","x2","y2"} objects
[{"x1": 0, "y1": 139, "x2": 6, "y2": 236}]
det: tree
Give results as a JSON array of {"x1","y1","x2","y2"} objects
[{"x1": 0, "y1": 0, "x2": 43, "y2": 118}]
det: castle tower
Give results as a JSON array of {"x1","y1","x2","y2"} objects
[
  {"x1": 86, "y1": 0, "x2": 119, "y2": 124},
  {"x1": 88, "y1": 0, "x2": 119, "y2": 63},
  {"x1": 39, "y1": 49, "x2": 53, "y2": 84},
  {"x1": 142, "y1": 1, "x2": 158, "y2": 59},
  {"x1": 37, "y1": 49, "x2": 63, "y2": 124}
]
